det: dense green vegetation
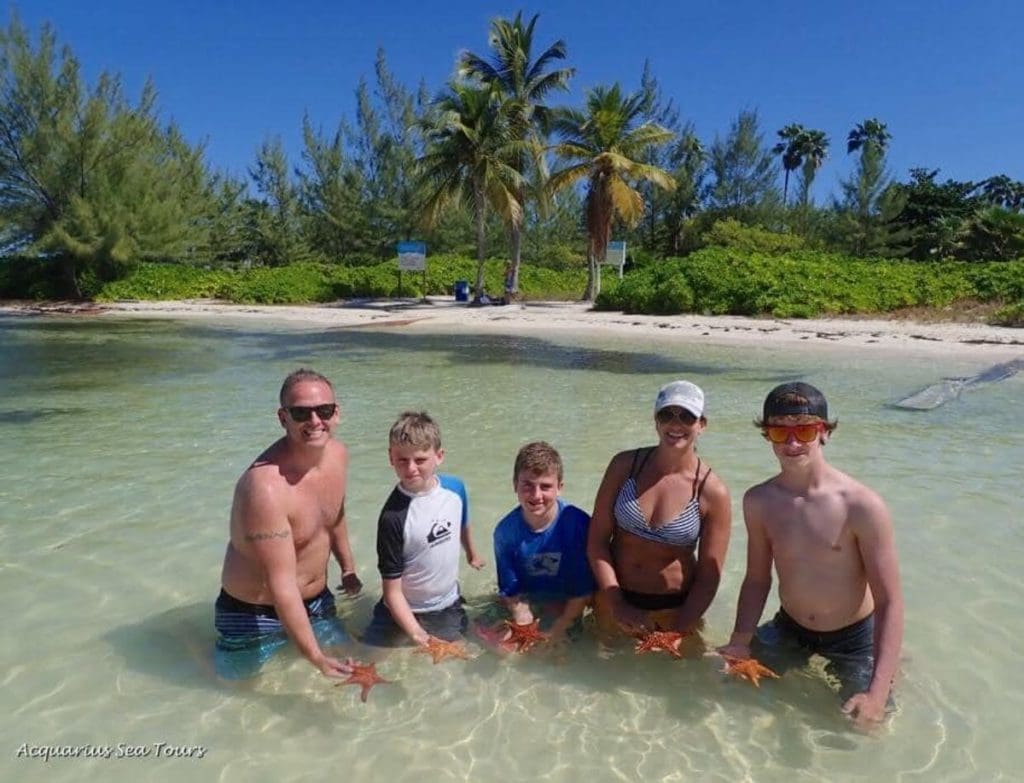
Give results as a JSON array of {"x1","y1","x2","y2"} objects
[
  {"x1": 596, "y1": 248, "x2": 1024, "y2": 324},
  {"x1": 7, "y1": 248, "x2": 1016, "y2": 327},
  {"x1": 84, "y1": 256, "x2": 587, "y2": 304},
  {"x1": 1, "y1": 11, "x2": 1022, "y2": 325}
]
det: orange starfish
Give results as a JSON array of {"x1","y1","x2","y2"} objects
[
  {"x1": 414, "y1": 636, "x2": 471, "y2": 664},
  {"x1": 720, "y1": 655, "x2": 780, "y2": 687},
  {"x1": 335, "y1": 662, "x2": 390, "y2": 703},
  {"x1": 472, "y1": 621, "x2": 517, "y2": 653},
  {"x1": 503, "y1": 620, "x2": 548, "y2": 653},
  {"x1": 633, "y1": 629, "x2": 687, "y2": 659}
]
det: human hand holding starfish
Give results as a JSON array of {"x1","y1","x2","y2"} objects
[
  {"x1": 719, "y1": 654, "x2": 780, "y2": 687},
  {"x1": 503, "y1": 620, "x2": 548, "y2": 653},
  {"x1": 633, "y1": 628, "x2": 688, "y2": 659},
  {"x1": 335, "y1": 661, "x2": 390, "y2": 703},
  {"x1": 414, "y1": 635, "x2": 471, "y2": 664}
]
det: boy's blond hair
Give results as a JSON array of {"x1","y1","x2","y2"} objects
[
  {"x1": 513, "y1": 441, "x2": 563, "y2": 483},
  {"x1": 389, "y1": 411, "x2": 442, "y2": 451}
]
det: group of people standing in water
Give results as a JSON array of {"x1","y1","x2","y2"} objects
[{"x1": 216, "y1": 368, "x2": 903, "y2": 724}]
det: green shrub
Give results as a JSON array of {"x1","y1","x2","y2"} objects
[
  {"x1": 991, "y1": 302, "x2": 1024, "y2": 327},
  {"x1": 96, "y1": 264, "x2": 233, "y2": 301},
  {"x1": 91, "y1": 256, "x2": 590, "y2": 304},
  {"x1": 594, "y1": 250, "x2": 1024, "y2": 322},
  {"x1": 532, "y1": 244, "x2": 585, "y2": 270},
  {"x1": 704, "y1": 218, "x2": 806, "y2": 255}
]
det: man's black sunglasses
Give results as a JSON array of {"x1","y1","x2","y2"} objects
[{"x1": 285, "y1": 403, "x2": 338, "y2": 422}]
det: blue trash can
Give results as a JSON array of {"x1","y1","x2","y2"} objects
[{"x1": 453, "y1": 280, "x2": 469, "y2": 302}]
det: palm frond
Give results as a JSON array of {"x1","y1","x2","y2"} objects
[
  {"x1": 550, "y1": 142, "x2": 597, "y2": 160},
  {"x1": 606, "y1": 175, "x2": 645, "y2": 225},
  {"x1": 547, "y1": 162, "x2": 591, "y2": 194}
]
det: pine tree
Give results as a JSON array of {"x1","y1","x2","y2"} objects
[{"x1": 0, "y1": 16, "x2": 220, "y2": 296}]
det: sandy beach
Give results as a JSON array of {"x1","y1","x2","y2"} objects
[{"x1": 3, "y1": 298, "x2": 1023, "y2": 360}]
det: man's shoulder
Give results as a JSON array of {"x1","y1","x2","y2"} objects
[
  {"x1": 242, "y1": 438, "x2": 347, "y2": 479},
  {"x1": 306, "y1": 438, "x2": 346, "y2": 470},
  {"x1": 235, "y1": 445, "x2": 287, "y2": 498}
]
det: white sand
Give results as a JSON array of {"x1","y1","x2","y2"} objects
[{"x1": 4, "y1": 298, "x2": 1023, "y2": 360}]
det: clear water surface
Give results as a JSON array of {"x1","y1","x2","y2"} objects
[{"x1": 1, "y1": 314, "x2": 1022, "y2": 782}]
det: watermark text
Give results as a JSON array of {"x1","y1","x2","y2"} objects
[{"x1": 15, "y1": 742, "x2": 208, "y2": 762}]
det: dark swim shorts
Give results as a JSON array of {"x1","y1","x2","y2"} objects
[
  {"x1": 214, "y1": 587, "x2": 348, "y2": 679},
  {"x1": 361, "y1": 597, "x2": 468, "y2": 648},
  {"x1": 753, "y1": 608, "x2": 891, "y2": 705}
]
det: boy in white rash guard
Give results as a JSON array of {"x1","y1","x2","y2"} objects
[{"x1": 362, "y1": 411, "x2": 485, "y2": 647}]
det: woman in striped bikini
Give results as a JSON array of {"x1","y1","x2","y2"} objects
[{"x1": 587, "y1": 380, "x2": 732, "y2": 639}]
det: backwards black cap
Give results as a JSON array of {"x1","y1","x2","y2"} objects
[{"x1": 762, "y1": 382, "x2": 828, "y2": 420}]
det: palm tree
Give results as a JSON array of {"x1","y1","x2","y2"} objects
[
  {"x1": 847, "y1": 118, "x2": 890, "y2": 156},
  {"x1": 548, "y1": 84, "x2": 675, "y2": 301},
  {"x1": 772, "y1": 123, "x2": 806, "y2": 205},
  {"x1": 459, "y1": 12, "x2": 574, "y2": 296},
  {"x1": 795, "y1": 128, "x2": 829, "y2": 206},
  {"x1": 840, "y1": 119, "x2": 897, "y2": 255},
  {"x1": 417, "y1": 82, "x2": 523, "y2": 299}
]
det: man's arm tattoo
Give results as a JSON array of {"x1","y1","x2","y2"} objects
[{"x1": 245, "y1": 528, "x2": 291, "y2": 542}]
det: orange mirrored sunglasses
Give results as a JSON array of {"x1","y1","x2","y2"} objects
[{"x1": 762, "y1": 422, "x2": 824, "y2": 444}]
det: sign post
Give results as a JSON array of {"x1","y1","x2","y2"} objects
[
  {"x1": 396, "y1": 241, "x2": 427, "y2": 299},
  {"x1": 605, "y1": 241, "x2": 627, "y2": 279}
]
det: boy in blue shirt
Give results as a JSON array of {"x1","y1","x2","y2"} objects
[{"x1": 492, "y1": 441, "x2": 595, "y2": 643}]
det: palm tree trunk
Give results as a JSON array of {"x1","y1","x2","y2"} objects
[
  {"x1": 509, "y1": 224, "x2": 521, "y2": 294},
  {"x1": 62, "y1": 256, "x2": 84, "y2": 299},
  {"x1": 473, "y1": 185, "x2": 487, "y2": 299},
  {"x1": 584, "y1": 232, "x2": 604, "y2": 302},
  {"x1": 583, "y1": 246, "x2": 597, "y2": 301}
]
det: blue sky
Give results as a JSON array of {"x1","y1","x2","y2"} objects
[{"x1": 15, "y1": 1, "x2": 1023, "y2": 200}]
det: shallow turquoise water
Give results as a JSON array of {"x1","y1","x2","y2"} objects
[{"x1": 2, "y1": 314, "x2": 1023, "y2": 782}]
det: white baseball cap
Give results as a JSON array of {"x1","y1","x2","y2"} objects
[{"x1": 654, "y1": 380, "x2": 705, "y2": 418}]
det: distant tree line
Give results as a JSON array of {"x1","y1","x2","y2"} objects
[{"x1": 1, "y1": 12, "x2": 1022, "y2": 300}]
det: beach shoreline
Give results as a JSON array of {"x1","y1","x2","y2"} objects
[{"x1": 2, "y1": 298, "x2": 1023, "y2": 360}]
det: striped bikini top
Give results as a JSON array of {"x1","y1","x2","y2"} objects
[{"x1": 613, "y1": 448, "x2": 710, "y2": 548}]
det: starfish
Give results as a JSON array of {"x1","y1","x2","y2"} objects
[
  {"x1": 503, "y1": 620, "x2": 548, "y2": 653},
  {"x1": 335, "y1": 662, "x2": 390, "y2": 703},
  {"x1": 414, "y1": 636, "x2": 471, "y2": 664},
  {"x1": 473, "y1": 621, "x2": 518, "y2": 653},
  {"x1": 720, "y1": 655, "x2": 780, "y2": 687},
  {"x1": 633, "y1": 628, "x2": 687, "y2": 659}
]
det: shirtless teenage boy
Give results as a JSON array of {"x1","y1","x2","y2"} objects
[
  {"x1": 720, "y1": 382, "x2": 903, "y2": 722},
  {"x1": 216, "y1": 369, "x2": 362, "y2": 679}
]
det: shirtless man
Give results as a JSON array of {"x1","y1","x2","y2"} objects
[
  {"x1": 719, "y1": 382, "x2": 903, "y2": 723},
  {"x1": 215, "y1": 368, "x2": 362, "y2": 679}
]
